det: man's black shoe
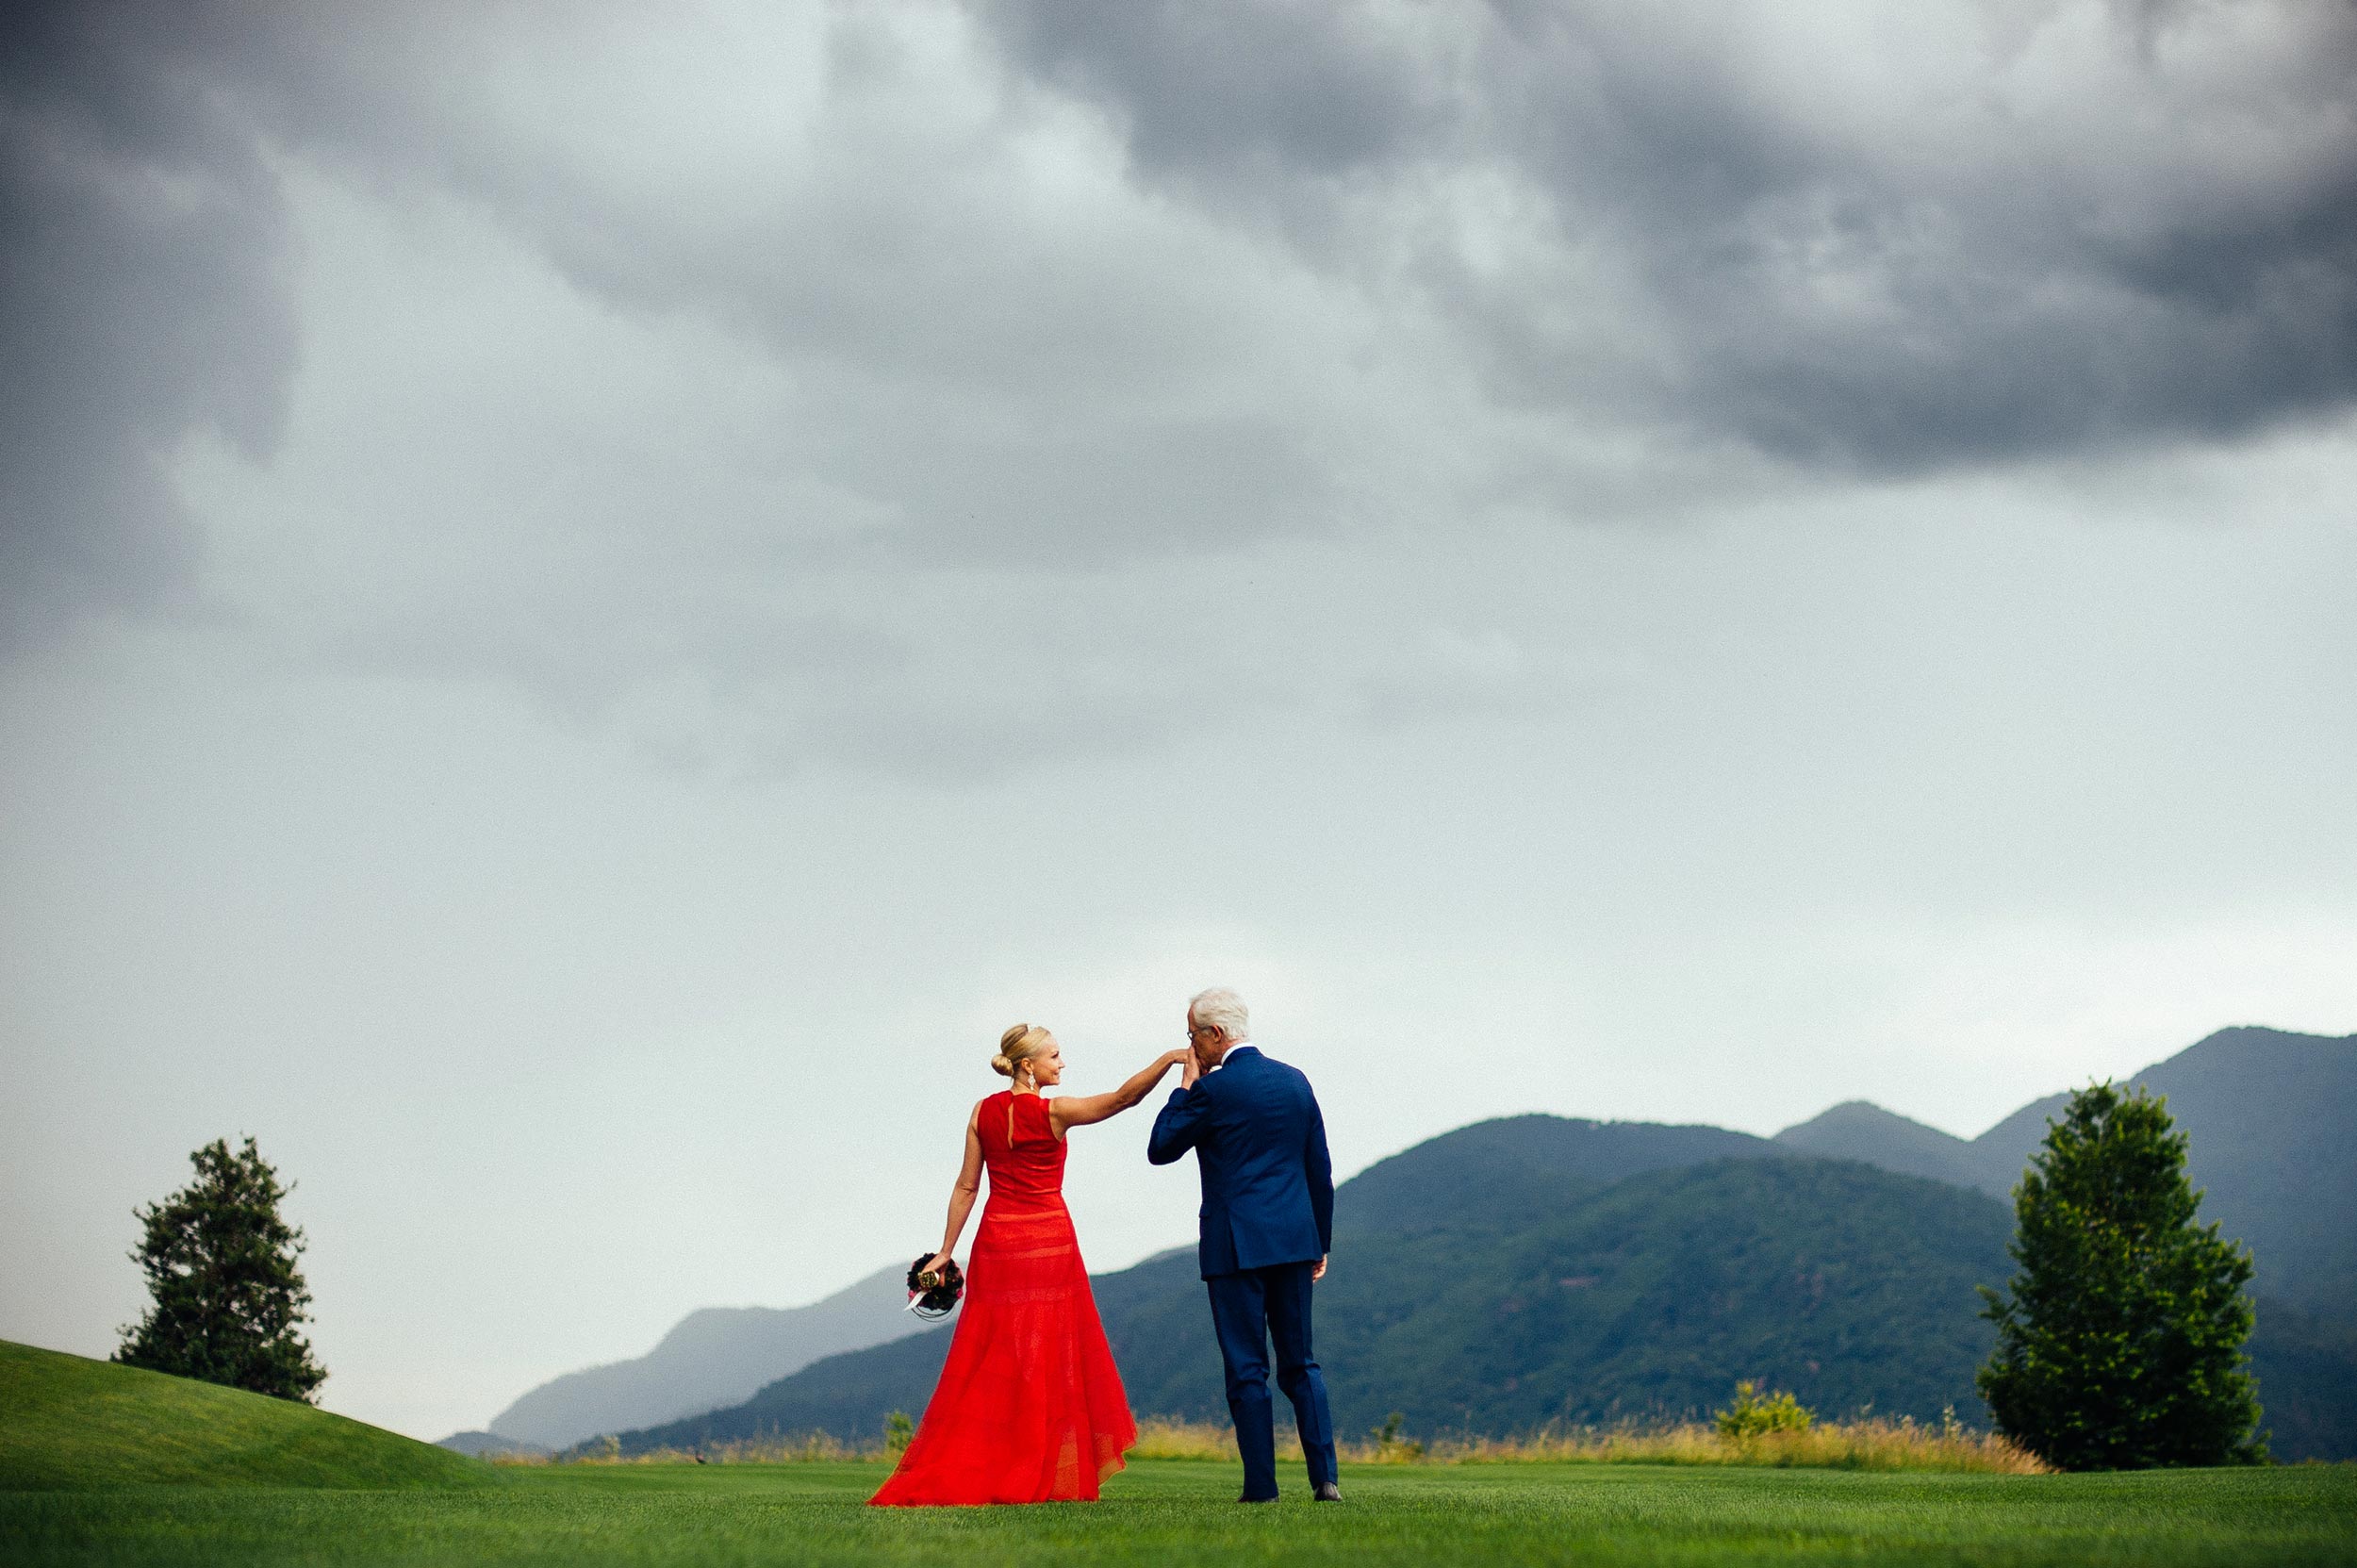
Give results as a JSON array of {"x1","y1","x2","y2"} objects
[
  {"x1": 1238, "y1": 1493, "x2": 1277, "y2": 1504},
  {"x1": 1313, "y1": 1482, "x2": 1343, "y2": 1502}
]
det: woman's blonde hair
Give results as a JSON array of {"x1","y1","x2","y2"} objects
[{"x1": 992, "y1": 1023, "x2": 1051, "y2": 1081}]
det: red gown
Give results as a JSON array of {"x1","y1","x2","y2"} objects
[{"x1": 868, "y1": 1090, "x2": 1138, "y2": 1506}]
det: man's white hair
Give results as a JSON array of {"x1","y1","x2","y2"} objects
[{"x1": 1188, "y1": 986, "x2": 1250, "y2": 1041}]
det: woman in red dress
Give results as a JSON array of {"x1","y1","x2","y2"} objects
[{"x1": 870, "y1": 1024, "x2": 1189, "y2": 1507}]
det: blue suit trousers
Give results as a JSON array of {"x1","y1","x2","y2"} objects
[{"x1": 1206, "y1": 1261, "x2": 1337, "y2": 1499}]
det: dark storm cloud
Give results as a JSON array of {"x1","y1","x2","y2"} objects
[
  {"x1": 0, "y1": 2, "x2": 296, "y2": 648},
  {"x1": 110, "y1": 4, "x2": 1361, "y2": 575},
  {"x1": 8, "y1": 1, "x2": 2353, "y2": 778},
  {"x1": 977, "y1": 0, "x2": 2357, "y2": 471}
]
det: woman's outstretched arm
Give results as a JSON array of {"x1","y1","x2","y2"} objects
[
  {"x1": 1050, "y1": 1048, "x2": 1192, "y2": 1137},
  {"x1": 922, "y1": 1102, "x2": 986, "y2": 1277}
]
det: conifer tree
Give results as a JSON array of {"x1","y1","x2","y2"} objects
[
  {"x1": 1977, "y1": 1082, "x2": 2262, "y2": 1469},
  {"x1": 115, "y1": 1136, "x2": 327, "y2": 1402}
]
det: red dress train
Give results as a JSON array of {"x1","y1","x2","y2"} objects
[{"x1": 868, "y1": 1090, "x2": 1138, "y2": 1506}]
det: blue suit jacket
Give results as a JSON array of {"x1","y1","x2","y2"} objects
[{"x1": 1147, "y1": 1047, "x2": 1334, "y2": 1279}]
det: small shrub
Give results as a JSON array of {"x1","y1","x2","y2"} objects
[
  {"x1": 1368, "y1": 1411, "x2": 1426, "y2": 1462},
  {"x1": 883, "y1": 1411, "x2": 915, "y2": 1457},
  {"x1": 1715, "y1": 1381, "x2": 1814, "y2": 1439}
]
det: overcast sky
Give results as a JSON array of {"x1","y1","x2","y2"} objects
[{"x1": 4, "y1": 0, "x2": 2353, "y2": 1443}]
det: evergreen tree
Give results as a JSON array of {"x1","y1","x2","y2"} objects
[
  {"x1": 1977, "y1": 1082, "x2": 2263, "y2": 1469},
  {"x1": 115, "y1": 1136, "x2": 327, "y2": 1402}
]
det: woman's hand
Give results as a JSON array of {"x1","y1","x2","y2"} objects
[
  {"x1": 1053, "y1": 1048, "x2": 1198, "y2": 1134},
  {"x1": 920, "y1": 1251, "x2": 952, "y2": 1281}
]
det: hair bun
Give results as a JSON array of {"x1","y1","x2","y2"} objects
[{"x1": 989, "y1": 1052, "x2": 1014, "y2": 1077}]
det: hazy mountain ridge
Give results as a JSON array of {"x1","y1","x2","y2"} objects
[
  {"x1": 467, "y1": 1263, "x2": 946, "y2": 1450},
  {"x1": 1772, "y1": 1026, "x2": 2357, "y2": 1312},
  {"x1": 434, "y1": 1430, "x2": 549, "y2": 1459},
  {"x1": 1772, "y1": 1101, "x2": 1982, "y2": 1188},
  {"x1": 1336, "y1": 1115, "x2": 1778, "y2": 1235}
]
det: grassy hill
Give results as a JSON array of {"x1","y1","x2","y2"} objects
[{"x1": 0, "y1": 1341, "x2": 490, "y2": 1491}]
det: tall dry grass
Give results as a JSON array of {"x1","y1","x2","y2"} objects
[
  {"x1": 506, "y1": 1412, "x2": 2046, "y2": 1475},
  {"x1": 1129, "y1": 1412, "x2": 2047, "y2": 1474},
  {"x1": 1428, "y1": 1416, "x2": 2049, "y2": 1473},
  {"x1": 497, "y1": 1432, "x2": 881, "y2": 1466}
]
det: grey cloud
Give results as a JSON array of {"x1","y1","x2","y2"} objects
[
  {"x1": 1345, "y1": 623, "x2": 1633, "y2": 733},
  {"x1": 111, "y1": 4, "x2": 1401, "y2": 778},
  {"x1": 0, "y1": 2, "x2": 1363, "y2": 779},
  {"x1": 178, "y1": 5, "x2": 1368, "y2": 570},
  {"x1": 1498, "y1": 4, "x2": 2357, "y2": 468},
  {"x1": 978, "y1": 0, "x2": 1446, "y2": 182},
  {"x1": 0, "y1": 2, "x2": 297, "y2": 648},
  {"x1": 317, "y1": 580, "x2": 1295, "y2": 787},
  {"x1": 13, "y1": 1, "x2": 2353, "y2": 784},
  {"x1": 805, "y1": 407, "x2": 1332, "y2": 569},
  {"x1": 977, "y1": 0, "x2": 2357, "y2": 471}
]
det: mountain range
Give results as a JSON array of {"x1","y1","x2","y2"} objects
[
  {"x1": 624, "y1": 1149, "x2": 2025, "y2": 1457},
  {"x1": 471, "y1": 1263, "x2": 950, "y2": 1450},
  {"x1": 1772, "y1": 1025, "x2": 2354, "y2": 1312},
  {"x1": 447, "y1": 1025, "x2": 2353, "y2": 1460}
]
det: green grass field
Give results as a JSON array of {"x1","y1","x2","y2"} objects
[
  {"x1": 5, "y1": 1342, "x2": 2352, "y2": 1566},
  {"x1": 7, "y1": 1460, "x2": 2355, "y2": 1567}
]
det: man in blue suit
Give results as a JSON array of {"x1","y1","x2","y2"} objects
[{"x1": 1148, "y1": 986, "x2": 1340, "y2": 1503}]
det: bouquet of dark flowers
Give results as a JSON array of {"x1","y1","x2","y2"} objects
[{"x1": 904, "y1": 1254, "x2": 964, "y2": 1320}]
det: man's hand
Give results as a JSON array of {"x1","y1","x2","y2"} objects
[
  {"x1": 1181, "y1": 1050, "x2": 1203, "y2": 1090},
  {"x1": 1311, "y1": 1254, "x2": 1327, "y2": 1281}
]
